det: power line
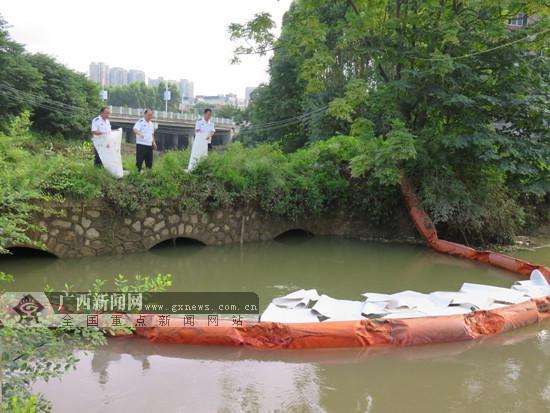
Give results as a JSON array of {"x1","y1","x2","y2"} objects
[
  {"x1": 411, "y1": 27, "x2": 549, "y2": 62},
  {"x1": 0, "y1": 83, "x2": 95, "y2": 116},
  {"x1": 240, "y1": 106, "x2": 329, "y2": 133},
  {"x1": 246, "y1": 106, "x2": 328, "y2": 128},
  {"x1": 0, "y1": 81, "x2": 91, "y2": 113},
  {"x1": 0, "y1": 89, "x2": 92, "y2": 115}
]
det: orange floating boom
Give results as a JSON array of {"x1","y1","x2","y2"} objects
[
  {"x1": 130, "y1": 175, "x2": 550, "y2": 349},
  {"x1": 134, "y1": 297, "x2": 549, "y2": 349},
  {"x1": 399, "y1": 174, "x2": 550, "y2": 282}
]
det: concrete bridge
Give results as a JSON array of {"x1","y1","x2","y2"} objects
[{"x1": 109, "y1": 106, "x2": 238, "y2": 151}]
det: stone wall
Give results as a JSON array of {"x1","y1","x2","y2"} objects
[{"x1": 20, "y1": 201, "x2": 417, "y2": 258}]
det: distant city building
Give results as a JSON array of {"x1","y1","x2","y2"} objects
[
  {"x1": 195, "y1": 94, "x2": 239, "y2": 107},
  {"x1": 89, "y1": 62, "x2": 147, "y2": 86},
  {"x1": 89, "y1": 62, "x2": 197, "y2": 95},
  {"x1": 225, "y1": 93, "x2": 239, "y2": 106},
  {"x1": 128, "y1": 69, "x2": 146, "y2": 84},
  {"x1": 148, "y1": 77, "x2": 164, "y2": 87},
  {"x1": 148, "y1": 78, "x2": 179, "y2": 91},
  {"x1": 179, "y1": 79, "x2": 195, "y2": 99},
  {"x1": 180, "y1": 96, "x2": 194, "y2": 109},
  {"x1": 236, "y1": 98, "x2": 247, "y2": 109},
  {"x1": 109, "y1": 67, "x2": 128, "y2": 86},
  {"x1": 245, "y1": 86, "x2": 257, "y2": 106},
  {"x1": 89, "y1": 62, "x2": 109, "y2": 86}
]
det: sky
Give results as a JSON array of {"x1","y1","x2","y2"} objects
[{"x1": 2, "y1": 0, "x2": 293, "y2": 99}]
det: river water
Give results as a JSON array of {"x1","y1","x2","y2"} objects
[{"x1": 2, "y1": 236, "x2": 550, "y2": 412}]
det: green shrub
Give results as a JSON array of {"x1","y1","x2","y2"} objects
[{"x1": 419, "y1": 167, "x2": 525, "y2": 244}]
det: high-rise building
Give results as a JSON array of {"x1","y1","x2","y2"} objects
[
  {"x1": 245, "y1": 86, "x2": 257, "y2": 106},
  {"x1": 128, "y1": 69, "x2": 146, "y2": 84},
  {"x1": 89, "y1": 62, "x2": 99, "y2": 82},
  {"x1": 109, "y1": 67, "x2": 128, "y2": 86},
  {"x1": 89, "y1": 62, "x2": 109, "y2": 86},
  {"x1": 179, "y1": 79, "x2": 195, "y2": 99},
  {"x1": 148, "y1": 77, "x2": 164, "y2": 87},
  {"x1": 90, "y1": 62, "x2": 147, "y2": 86}
]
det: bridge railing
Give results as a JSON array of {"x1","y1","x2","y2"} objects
[{"x1": 109, "y1": 106, "x2": 235, "y2": 125}]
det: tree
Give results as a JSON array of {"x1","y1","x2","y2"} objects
[
  {"x1": 108, "y1": 81, "x2": 182, "y2": 112},
  {"x1": 25, "y1": 54, "x2": 102, "y2": 138},
  {"x1": 0, "y1": 16, "x2": 42, "y2": 132},
  {"x1": 215, "y1": 105, "x2": 246, "y2": 122},
  {"x1": 232, "y1": 3, "x2": 351, "y2": 150},
  {"x1": 1, "y1": 16, "x2": 102, "y2": 138},
  {"x1": 231, "y1": 1, "x2": 550, "y2": 242},
  {"x1": 108, "y1": 82, "x2": 148, "y2": 108},
  {"x1": 155, "y1": 81, "x2": 181, "y2": 112}
]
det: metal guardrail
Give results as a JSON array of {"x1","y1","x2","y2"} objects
[{"x1": 109, "y1": 106, "x2": 235, "y2": 125}]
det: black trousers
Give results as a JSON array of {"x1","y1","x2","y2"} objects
[
  {"x1": 94, "y1": 148, "x2": 103, "y2": 167},
  {"x1": 136, "y1": 144, "x2": 153, "y2": 171}
]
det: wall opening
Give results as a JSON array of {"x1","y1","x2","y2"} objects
[
  {"x1": 274, "y1": 229, "x2": 315, "y2": 243},
  {"x1": 150, "y1": 237, "x2": 207, "y2": 250},
  {"x1": 1, "y1": 247, "x2": 58, "y2": 259}
]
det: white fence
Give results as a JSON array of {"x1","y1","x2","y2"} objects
[{"x1": 109, "y1": 106, "x2": 235, "y2": 125}]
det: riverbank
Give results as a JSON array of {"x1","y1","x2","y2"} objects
[{"x1": 1, "y1": 131, "x2": 548, "y2": 257}]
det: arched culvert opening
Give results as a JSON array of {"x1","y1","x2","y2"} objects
[
  {"x1": 1, "y1": 247, "x2": 58, "y2": 259},
  {"x1": 274, "y1": 229, "x2": 315, "y2": 243},
  {"x1": 149, "y1": 237, "x2": 207, "y2": 250}
]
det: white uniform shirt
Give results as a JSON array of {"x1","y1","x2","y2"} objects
[
  {"x1": 133, "y1": 117, "x2": 155, "y2": 146},
  {"x1": 91, "y1": 116, "x2": 111, "y2": 136},
  {"x1": 195, "y1": 117, "x2": 216, "y2": 135}
]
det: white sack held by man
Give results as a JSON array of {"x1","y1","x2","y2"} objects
[
  {"x1": 90, "y1": 106, "x2": 124, "y2": 178},
  {"x1": 187, "y1": 108, "x2": 215, "y2": 171},
  {"x1": 92, "y1": 128, "x2": 124, "y2": 178},
  {"x1": 187, "y1": 131, "x2": 209, "y2": 171}
]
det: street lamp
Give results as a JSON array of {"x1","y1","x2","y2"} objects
[{"x1": 163, "y1": 87, "x2": 171, "y2": 112}]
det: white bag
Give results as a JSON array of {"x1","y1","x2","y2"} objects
[
  {"x1": 93, "y1": 128, "x2": 124, "y2": 178},
  {"x1": 187, "y1": 131, "x2": 209, "y2": 171}
]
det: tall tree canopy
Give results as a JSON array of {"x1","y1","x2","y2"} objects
[
  {"x1": 26, "y1": 53, "x2": 102, "y2": 138},
  {"x1": 0, "y1": 17, "x2": 101, "y2": 138},
  {"x1": 0, "y1": 17, "x2": 42, "y2": 128},
  {"x1": 107, "y1": 81, "x2": 182, "y2": 112},
  {"x1": 231, "y1": 1, "x2": 549, "y2": 242}
]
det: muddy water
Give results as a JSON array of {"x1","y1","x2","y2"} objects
[{"x1": 2, "y1": 237, "x2": 549, "y2": 412}]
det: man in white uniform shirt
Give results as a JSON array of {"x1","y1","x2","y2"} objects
[
  {"x1": 187, "y1": 108, "x2": 216, "y2": 171},
  {"x1": 90, "y1": 106, "x2": 113, "y2": 167},
  {"x1": 196, "y1": 108, "x2": 216, "y2": 150},
  {"x1": 133, "y1": 109, "x2": 157, "y2": 171}
]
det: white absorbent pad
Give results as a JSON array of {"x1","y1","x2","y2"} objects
[
  {"x1": 512, "y1": 269, "x2": 550, "y2": 298},
  {"x1": 271, "y1": 289, "x2": 320, "y2": 309},
  {"x1": 93, "y1": 128, "x2": 123, "y2": 178},
  {"x1": 260, "y1": 303, "x2": 320, "y2": 323},
  {"x1": 311, "y1": 295, "x2": 364, "y2": 321},
  {"x1": 460, "y1": 283, "x2": 526, "y2": 304}
]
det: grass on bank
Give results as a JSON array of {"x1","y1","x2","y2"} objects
[{"x1": 0, "y1": 114, "x2": 547, "y2": 248}]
